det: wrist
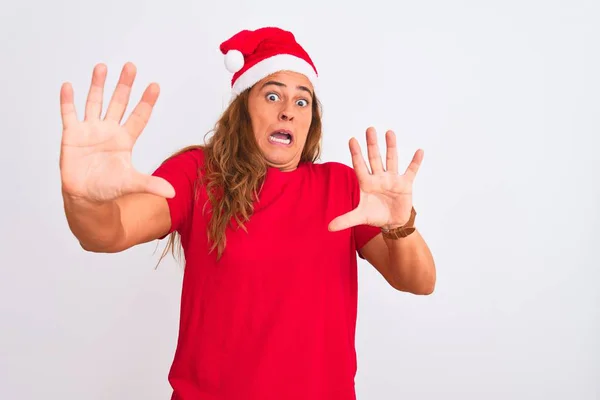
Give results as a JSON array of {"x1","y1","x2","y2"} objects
[
  {"x1": 381, "y1": 223, "x2": 404, "y2": 230},
  {"x1": 380, "y1": 207, "x2": 417, "y2": 239},
  {"x1": 62, "y1": 187, "x2": 112, "y2": 208}
]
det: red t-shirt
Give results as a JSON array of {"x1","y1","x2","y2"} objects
[{"x1": 152, "y1": 148, "x2": 381, "y2": 400}]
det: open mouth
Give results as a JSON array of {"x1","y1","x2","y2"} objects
[{"x1": 269, "y1": 131, "x2": 293, "y2": 145}]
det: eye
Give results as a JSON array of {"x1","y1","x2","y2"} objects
[
  {"x1": 296, "y1": 99, "x2": 309, "y2": 107},
  {"x1": 266, "y1": 92, "x2": 280, "y2": 102}
]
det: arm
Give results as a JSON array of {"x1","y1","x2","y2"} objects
[
  {"x1": 360, "y1": 231, "x2": 436, "y2": 295},
  {"x1": 328, "y1": 128, "x2": 434, "y2": 294},
  {"x1": 63, "y1": 191, "x2": 171, "y2": 253},
  {"x1": 59, "y1": 63, "x2": 181, "y2": 253}
]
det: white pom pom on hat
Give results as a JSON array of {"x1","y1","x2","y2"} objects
[{"x1": 224, "y1": 49, "x2": 244, "y2": 73}]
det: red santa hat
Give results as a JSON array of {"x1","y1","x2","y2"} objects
[{"x1": 219, "y1": 27, "x2": 318, "y2": 95}]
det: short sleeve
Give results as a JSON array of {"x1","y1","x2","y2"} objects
[{"x1": 151, "y1": 148, "x2": 204, "y2": 237}]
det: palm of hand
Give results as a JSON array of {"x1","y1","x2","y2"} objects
[
  {"x1": 61, "y1": 120, "x2": 136, "y2": 201},
  {"x1": 329, "y1": 127, "x2": 424, "y2": 231},
  {"x1": 59, "y1": 62, "x2": 174, "y2": 202}
]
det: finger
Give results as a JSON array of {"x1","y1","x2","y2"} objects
[
  {"x1": 84, "y1": 63, "x2": 107, "y2": 121},
  {"x1": 403, "y1": 149, "x2": 424, "y2": 181},
  {"x1": 349, "y1": 137, "x2": 370, "y2": 182},
  {"x1": 129, "y1": 172, "x2": 175, "y2": 198},
  {"x1": 385, "y1": 130, "x2": 398, "y2": 174},
  {"x1": 366, "y1": 127, "x2": 384, "y2": 173},
  {"x1": 328, "y1": 208, "x2": 365, "y2": 232},
  {"x1": 104, "y1": 62, "x2": 137, "y2": 123},
  {"x1": 123, "y1": 83, "x2": 160, "y2": 140},
  {"x1": 60, "y1": 82, "x2": 78, "y2": 130}
]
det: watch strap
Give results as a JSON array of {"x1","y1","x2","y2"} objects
[{"x1": 381, "y1": 207, "x2": 417, "y2": 239}]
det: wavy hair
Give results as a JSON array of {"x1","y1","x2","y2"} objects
[{"x1": 156, "y1": 86, "x2": 323, "y2": 266}]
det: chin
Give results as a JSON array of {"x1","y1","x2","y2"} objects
[
  {"x1": 264, "y1": 155, "x2": 294, "y2": 167},
  {"x1": 261, "y1": 149, "x2": 296, "y2": 168},
  {"x1": 258, "y1": 138, "x2": 303, "y2": 168}
]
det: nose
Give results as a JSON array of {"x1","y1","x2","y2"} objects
[{"x1": 279, "y1": 103, "x2": 295, "y2": 122}]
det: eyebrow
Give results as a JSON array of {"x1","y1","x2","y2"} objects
[{"x1": 260, "y1": 80, "x2": 313, "y2": 98}]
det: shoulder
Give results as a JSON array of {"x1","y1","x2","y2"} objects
[
  {"x1": 151, "y1": 146, "x2": 208, "y2": 193},
  {"x1": 308, "y1": 160, "x2": 355, "y2": 177},
  {"x1": 306, "y1": 161, "x2": 361, "y2": 207},
  {"x1": 160, "y1": 145, "x2": 206, "y2": 168},
  {"x1": 154, "y1": 145, "x2": 206, "y2": 174},
  {"x1": 307, "y1": 161, "x2": 358, "y2": 186}
]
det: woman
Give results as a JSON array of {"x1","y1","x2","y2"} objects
[{"x1": 59, "y1": 27, "x2": 436, "y2": 400}]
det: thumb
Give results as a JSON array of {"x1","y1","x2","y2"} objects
[
  {"x1": 131, "y1": 172, "x2": 176, "y2": 198},
  {"x1": 328, "y1": 208, "x2": 365, "y2": 232}
]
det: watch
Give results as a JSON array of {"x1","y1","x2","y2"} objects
[{"x1": 380, "y1": 207, "x2": 417, "y2": 239}]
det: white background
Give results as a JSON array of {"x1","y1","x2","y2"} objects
[{"x1": 1, "y1": 0, "x2": 598, "y2": 399}]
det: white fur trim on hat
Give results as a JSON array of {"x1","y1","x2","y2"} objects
[{"x1": 232, "y1": 54, "x2": 318, "y2": 95}]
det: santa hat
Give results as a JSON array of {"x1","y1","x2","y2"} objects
[{"x1": 219, "y1": 27, "x2": 318, "y2": 95}]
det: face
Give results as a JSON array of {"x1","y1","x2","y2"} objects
[{"x1": 247, "y1": 71, "x2": 314, "y2": 171}]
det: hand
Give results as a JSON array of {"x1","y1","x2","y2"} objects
[
  {"x1": 328, "y1": 127, "x2": 424, "y2": 231},
  {"x1": 59, "y1": 62, "x2": 175, "y2": 203}
]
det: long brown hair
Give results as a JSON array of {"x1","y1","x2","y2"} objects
[{"x1": 156, "y1": 86, "x2": 323, "y2": 266}]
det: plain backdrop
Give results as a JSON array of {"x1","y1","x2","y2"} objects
[{"x1": 1, "y1": 0, "x2": 598, "y2": 399}]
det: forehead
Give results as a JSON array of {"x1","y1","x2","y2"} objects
[{"x1": 255, "y1": 71, "x2": 313, "y2": 91}]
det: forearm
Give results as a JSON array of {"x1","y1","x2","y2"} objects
[
  {"x1": 62, "y1": 192, "x2": 126, "y2": 252},
  {"x1": 384, "y1": 230, "x2": 436, "y2": 294}
]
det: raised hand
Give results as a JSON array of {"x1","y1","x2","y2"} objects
[
  {"x1": 59, "y1": 62, "x2": 174, "y2": 203},
  {"x1": 328, "y1": 127, "x2": 424, "y2": 231}
]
